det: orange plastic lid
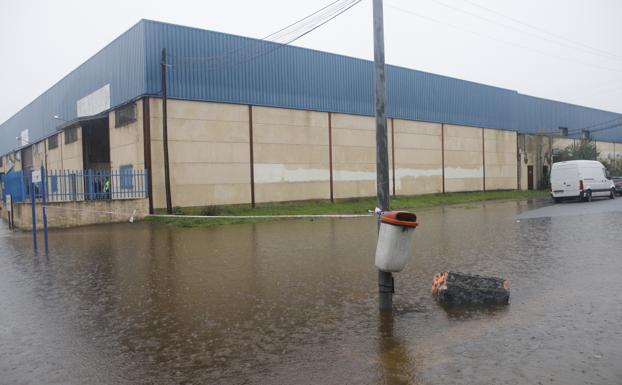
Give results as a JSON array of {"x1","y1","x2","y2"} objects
[{"x1": 380, "y1": 211, "x2": 418, "y2": 228}]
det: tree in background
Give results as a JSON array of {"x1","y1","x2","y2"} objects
[
  {"x1": 556, "y1": 138, "x2": 622, "y2": 176},
  {"x1": 556, "y1": 139, "x2": 599, "y2": 161},
  {"x1": 601, "y1": 157, "x2": 622, "y2": 176}
]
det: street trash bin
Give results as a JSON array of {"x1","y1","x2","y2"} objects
[{"x1": 374, "y1": 211, "x2": 418, "y2": 272}]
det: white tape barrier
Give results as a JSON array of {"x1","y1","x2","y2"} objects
[
  {"x1": 42, "y1": 205, "x2": 373, "y2": 223},
  {"x1": 149, "y1": 213, "x2": 372, "y2": 219},
  {"x1": 42, "y1": 205, "x2": 140, "y2": 223}
]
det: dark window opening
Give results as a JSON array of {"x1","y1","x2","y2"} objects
[
  {"x1": 558, "y1": 127, "x2": 568, "y2": 136},
  {"x1": 115, "y1": 103, "x2": 137, "y2": 127},
  {"x1": 65, "y1": 127, "x2": 78, "y2": 144},
  {"x1": 48, "y1": 134, "x2": 59, "y2": 149}
]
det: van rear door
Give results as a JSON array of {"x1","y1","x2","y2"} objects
[{"x1": 551, "y1": 164, "x2": 580, "y2": 198}]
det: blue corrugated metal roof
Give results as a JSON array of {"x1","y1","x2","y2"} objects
[
  {"x1": 1, "y1": 19, "x2": 621, "y2": 156},
  {"x1": 0, "y1": 22, "x2": 147, "y2": 155}
]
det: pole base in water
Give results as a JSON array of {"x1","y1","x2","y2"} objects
[{"x1": 378, "y1": 270, "x2": 394, "y2": 310}]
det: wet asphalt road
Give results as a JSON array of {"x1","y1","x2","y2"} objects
[{"x1": 0, "y1": 196, "x2": 621, "y2": 385}]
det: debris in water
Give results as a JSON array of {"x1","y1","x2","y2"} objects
[{"x1": 432, "y1": 271, "x2": 510, "y2": 305}]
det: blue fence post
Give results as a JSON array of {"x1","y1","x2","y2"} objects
[
  {"x1": 87, "y1": 169, "x2": 93, "y2": 200},
  {"x1": 71, "y1": 172, "x2": 77, "y2": 201},
  {"x1": 41, "y1": 166, "x2": 48, "y2": 253},
  {"x1": 29, "y1": 169, "x2": 37, "y2": 251},
  {"x1": 20, "y1": 172, "x2": 25, "y2": 202}
]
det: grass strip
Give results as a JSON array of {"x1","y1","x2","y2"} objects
[{"x1": 146, "y1": 190, "x2": 547, "y2": 228}]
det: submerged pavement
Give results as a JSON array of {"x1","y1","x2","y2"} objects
[
  {"x1": 1, "y1": 197, "x2": 621, "y2": 385},
  {"x1": 516, "y1": 194, "x2": 622, "y2": 220}
]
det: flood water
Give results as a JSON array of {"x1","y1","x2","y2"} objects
[{"x1": 1, "y1": 198, "x2": 621, "y2": 385}]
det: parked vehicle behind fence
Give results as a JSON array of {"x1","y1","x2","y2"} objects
[{"x1": 550, "y1": 160, "x2": 615, "y2": 203}]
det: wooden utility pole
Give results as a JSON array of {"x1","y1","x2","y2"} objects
[{"x1": 373, "y1": 0, "x2": 393, "y2": 311}]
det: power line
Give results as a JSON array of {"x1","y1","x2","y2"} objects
[
  {"x1": 170, "y1": 0, "x2": 363, "y2": 69},
  {"x1": 565, "y1": 116, "x2": 622, "y2": 135},
  {"x1": 458, "y1": 0, "x2": 622, "y2": 61},
  {"x1": 414, "y1": 0, "x2": 622, "y2": 64},
  {"x1": 385, "y1": 2, "x2": 622, "y2": 74},
  {"x1": 263, "y1": 0, "x2": 347, "y2": 41}
]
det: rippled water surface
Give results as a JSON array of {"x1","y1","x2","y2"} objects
[{"x1": 1, "y1": 198, "x2": 621, "y2": 384}]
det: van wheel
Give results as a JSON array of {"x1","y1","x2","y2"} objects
[
  {"x1": 553, "y1": 197, "x2": 562, "y2": 203},
  {"x1": 610, "y1": 188, "x2": 615, "y2": 199}
]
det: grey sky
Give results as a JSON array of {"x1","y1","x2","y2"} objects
[{"x1": 1, "y1": 0, "x2": 621, "y2": 125}]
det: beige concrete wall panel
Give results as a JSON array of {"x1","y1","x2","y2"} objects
[
  {"x1": 111, "y1": 144, "x2": 146, "y2": 170},
  {"x1": 255, "y1": 181, "x2": 329, "y2": 202},
  {"x1": 393, "y1": 119, "x2": 441, "y2": 136},
  {"x1": 170, "y1": 142, "x2": 250, "y2": 164},
  {"x1": 254, "y1": 163, "x2": 330, "y2": 184},
  {"x1": 46, "y1": 147, "x2": 63, "y2": 170},
  {"x1": 253, "y1": 106, "x2": 328, "y2": 127},
  {"x1": 484, "y1": 139, "x2": 516, "y2": 154},
  {"x1": 332, "y1": 145, "x2": 376, "y2": 165},
  {"x1": 444, "y1": 124, "x2": 482, "y2": 139},
  {"x1": 254, "y1": 143, "x2": 328, "y2": 164},
  {"x1": 331, "y1": 128, "x2": 375, "y2": 147},
  {"x1": 331, "y1": 113, "x2": 375, "y2": 131},
  {"x1": 170, "y1": 184, "x2": 251, "y2": 207},
  {"x1": 152, "y1": 181, "x2": 166, "y2": 209},
  {"x1": 485, "y1": 165, "x2": 517, "y2": 178},
  {"x1": 445, "y1": 178, "x2": 483, "y2": 192},
  {"x1": 444, "y1": 150, "x2": 482, "y2": 165},
  {"x1": 333, "y1": 162, "x2": 376, "y2": 174},
  {"x1": 394, "y1": 132, "x2": 441, "y2": 150},
  {"x1": 394, "y1": 148, "x2": 442, "y2": 165},
  {"x1": 109, "y1": 102, "x2": 145, "y2": 171},
  {"x1": 397, "y1": 175, "x2": 442, "y2": 195},
  {"x1": 62, "y1": 128, "x2": 83, "y2": 171},
  {"x1": 484, "y1": 152, "x2": 517, "y2": 165},
  {"x1": 166, "y1": 120, "x2": 250, "y2": 143},
  {"x1": 171, "y1": 163, "x2": 250, "y2": 185},
  {"x1": 485, "y1": 178, "x2": 516, "y2": 190},
  {"x1": 444, "y1": 137, "x2": 482, "y2": 151},
  {"x1": 253, "y1": 123, "x2": 328, "y2": 146},
  {"x1": 150, "y1": 99, "x2": 249, "y2": 123},
  {"x1": 333, "y1": 180, "x2": 376, "y2": 199}
]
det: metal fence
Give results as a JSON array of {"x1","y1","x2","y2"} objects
[{"x1": 2, "y1": 168, "x2": 149, "y2": 203}]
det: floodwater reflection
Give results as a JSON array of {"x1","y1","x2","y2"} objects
[
  {"x1": 1, "y1": 198, "x2": 622, "y2": 384},
  {"x1": 377, "y1": 311, "x2": 417, "y2": 385}
]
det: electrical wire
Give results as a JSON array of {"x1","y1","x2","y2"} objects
[
  {"x1": 385, "y1": 1, "x2": 621, "y2": 74},
  {"x1": 411, "y1": 0, "x2": 622, "y2": 64},
  {"x1": 562, "y1": 116, "x2": 622, "y2": 136},
  {"x1": 170, "y1": 0, "x2": 362, "y2": 70},
  {"x1": 458, "y1": 0, "x2": 622, "y2": 61}
]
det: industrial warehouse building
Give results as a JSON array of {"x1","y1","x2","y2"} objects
[{"x1": 1, "y1": 19, "x2": 622, "y2": 218}]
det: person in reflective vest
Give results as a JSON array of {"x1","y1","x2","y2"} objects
[{"x1": 103, "y1": 177, "x2": 111, "y2": 198}]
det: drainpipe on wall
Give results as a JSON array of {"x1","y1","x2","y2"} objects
[
  {"x1": 248, "y1": 105, "x2": 256, "y2": 208},
  {"x1": 161, "y1": 48, "x2": 172, "y2": 214},
  {"x1": 142, "y1": 98, "x2": 154, "y2": 214}
]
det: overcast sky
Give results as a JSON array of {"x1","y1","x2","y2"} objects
[{"x1": 1, "y1": 0, "x2": 621, "y2": 125}]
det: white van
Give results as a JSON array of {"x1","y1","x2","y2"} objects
[{"x1": 550, "y1": 160, "x2": 615, "y2": 203}]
